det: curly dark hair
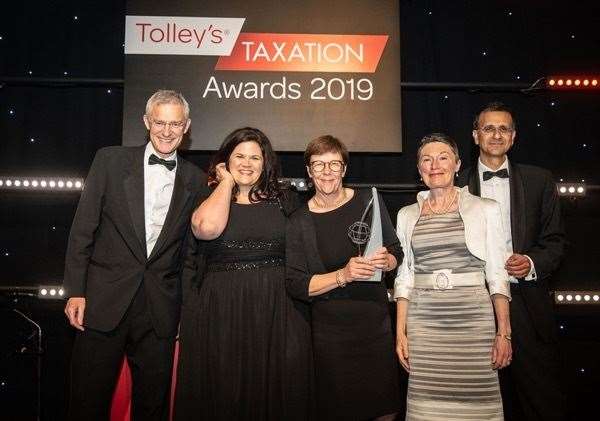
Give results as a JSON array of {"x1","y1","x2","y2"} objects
[{"x1": 208, "y1": 127, "x2": 281, "y2": 202}]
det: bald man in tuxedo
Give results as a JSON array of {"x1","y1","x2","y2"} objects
[{"x1": 458, "y1": 102, "x2": 566, "y2": 421}]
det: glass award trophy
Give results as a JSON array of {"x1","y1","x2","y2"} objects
[{"x1": 347, "y1": 187, "x2": 383, "y2": 282}]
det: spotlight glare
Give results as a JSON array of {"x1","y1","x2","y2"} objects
[
  {"x1": 557, "y1": 294, "x2": 564, "y2": 301},
  {"x1": 584, "y1": 295, "x2": 591, "y2": 301},
  {"x1": 577, "y1": 186, "x2": 584, "y2": 193},
  {"x1": 57, "y1": 180, "x2": 65, "y2": 188},
  {"x1": 14, "y1": 180, "x2": 21, "y2": 187},
  {"x1": 75, "y1": 181, "x2": 82, "y2": 188},
  {"x1": 58, "y1": 288, "x2": 65, "y2": 296},
  {"x1": 568, "y1": 186, "x2": 575, "y2": 193},
  {"x1": 575, "y1": 79, "x2": 581, "y2": 86},
  {"x1": 6, "y1": 180, "x2": 12, "y2": 187},
  {"x1": 548, "y1": 79, "x2": 556, "y2": 86},
  {"x1": 0, "y1": 180, "x2": 3, "y2": 186},
  {"x1": 566, "y1": 294, "x2": 573, "y2": 301},
  {"x1": 557, "y1": 79, "x2": 564, "y2": 86},
  {"x1": 584, "y1": 79, "x2": 590, "y2": 86},
  {"x1": 40, "y1": 180, "x2": 47, "y2": 187},
  {"x1": 66, "y1": 181, "x2": 73, "y2": 188},
  {"x1": 49, "y1": 181, "x2": 56, "y2": 188},
  {"x1": 49, "y1": 289, "x2": 57, "y2": 296},
  {"x1": 593, "y1": 80, "x2": 598, "y2": 86},
  {"x1": 575, "y1": 294, "x2": 582, "y2": 301},
  {"x1": 594, "y1": 295, "x2": 600, "y2": 301},
  {"x1": 559, "y1": 187, "x2": 566, "y2": 193},
  {"x1": 566, "y1": 79, "x2": 572, "y2": 86},
  {"x1": 40, "y1": 289, "x2": 48, "y2": 296},
  {"x1": 32, "y1": 180, "x2": 38, "y2": 187}
]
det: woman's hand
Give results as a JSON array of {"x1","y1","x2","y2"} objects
[
  {"x1": 396, "y1": 331, "x2": 410, "y2": 372},
  {"x1": 215, "y1": 162, "x2": 235, "y2": 185},
  {"x1": 368, "y1": 246, "x2": 396, "y2": 272},
  {"x1": 343, "y1": 256, "x2": 375, "y2": 281},
  {"x1": 491, "y1": 333, "x2": 512, "y2": 370}
]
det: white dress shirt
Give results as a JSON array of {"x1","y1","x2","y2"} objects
[
  {"x1": 478, "y1": 157, "x2": 536, "y2": 282},
  {"x1": 144, "y1": 142, "x2": 177, "y2": 256}
]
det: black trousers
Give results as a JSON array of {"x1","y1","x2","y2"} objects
[
  {"x1": 500, "y1": 290, "x2": 567, "y2": 421},
  {"x1": 68, "y1": 284, "x2": 175, "y2": 421}
]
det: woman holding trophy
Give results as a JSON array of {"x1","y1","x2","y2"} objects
[
  {"x1": 286, "y1": 135, "x2": 403, "y2": 421},
  {"x1": 394, "y1": 133, "x2": 512, "y2": 420}
]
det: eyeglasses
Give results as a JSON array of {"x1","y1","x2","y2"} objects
[
  {"x1": 478, "y1": 125, "x2": 514, "y2": 136},
  {"x1": 148, "y1": 118, "x2": 187, "y2": 131},
  {"x1": 309, "y1": 160, "x2": 345, "y2": 173}
]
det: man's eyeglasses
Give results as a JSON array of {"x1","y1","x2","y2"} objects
[
  {"x1": 148, "y1": 118, "x2": 187, "y2": 131},
  {"x1": 478, "y1": 125, "x2": 514, "y2": 136},
  {"x1": 309, "y1": 160, "x2": 345, "y2": 173}
]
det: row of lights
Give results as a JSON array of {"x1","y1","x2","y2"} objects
[
  {"x1": 557, "y1": 183, "x2": 586, "y2": 197},
  {"x1": 0, "y1": 177, "x2": 84, "y2": 191},
  {"x1": 547, "y1": 77, "x2": 599, "y2": 89},
  {"x1": 38, "y1": 286, "x2": 65, "y2": 299},
  {"x1": 555, "y1": 291, "x2": 600, "y2": 304}
]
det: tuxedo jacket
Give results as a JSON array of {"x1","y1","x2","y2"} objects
[
  {"x1": 63, "y1": 145, "x2": 207, "y2": 337},
  {"x1": 457, "y1": 162, "x2": 566, "y2": 342}
]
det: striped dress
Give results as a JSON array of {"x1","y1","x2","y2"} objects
[{"x1": 406, "y1": 212, "x2": 503, "y2": 420}]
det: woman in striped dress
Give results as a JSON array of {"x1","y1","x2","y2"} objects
[{"x1": 394, "y1": 133, "x2": 512, "y2": 420}]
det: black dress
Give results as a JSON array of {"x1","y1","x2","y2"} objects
[
  {"x1": 175, "y1": 199, "x2": 312, "y2": 421},
  {"x1": 286, "y1": 189, "x2": 403, "y2": 421}
]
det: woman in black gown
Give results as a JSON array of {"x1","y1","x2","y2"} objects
[
  {"x1": 286, "y1": 135, "x2": 403, "y2": 421},
  {"x1": 175, "y1": 128, "x2": 312, "y2": 420}
]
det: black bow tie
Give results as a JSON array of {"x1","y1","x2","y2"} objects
[
  {"x1": 148, "y1": 154, "x2": 176, "y2": 171},
  {"x1": 483, "y1": 168, "x2": 509, "y2": 181}
]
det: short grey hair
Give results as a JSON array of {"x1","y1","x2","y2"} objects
[
  {"x1": 416, "y1": 132, "x2": 460, "y2": 162},
  {"x1": 145, "y1": 90, "x2": 190, "y2": 119}
]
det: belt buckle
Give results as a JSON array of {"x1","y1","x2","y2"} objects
[{"x1": 433, "y1": 270, "x2": 452, "y2": 290}]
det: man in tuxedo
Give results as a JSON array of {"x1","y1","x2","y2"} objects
[
  {"x1": 458, "y1": 102, "x2": 566, "y2": 420},
  {"x1": 63, "y1": 90, "x2": 207, "y2": 420}
]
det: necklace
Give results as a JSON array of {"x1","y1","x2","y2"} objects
[
  {"x1": 311, "y1": 189, "x2": 347, "y2": 210},
  {"x1": 426, "y1": 188, "x2": 458, "y2": 215}
]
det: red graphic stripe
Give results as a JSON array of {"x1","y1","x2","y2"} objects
[{"x1": 215, "y1": 33, "x2": 388, "y2": 73}]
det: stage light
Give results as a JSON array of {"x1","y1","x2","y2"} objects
[
  {"x1": 548, "y1": 76, "x2": 600, "y2": 90},
  {"x1": 557, "y1": 183, "x2": 585, "y2": 197},
  {"x1": 0, "y1": 176, "x2": 84, "y2": 192},
  {"x1": 555, "y1": 291, "x2": 600, "y2": 305},
  {"x1": 280, "y1": 178, "x2": 311, "y2": 191},
  {"x1": 37, "y1": 285, "x2": 65, "y2": 300}
]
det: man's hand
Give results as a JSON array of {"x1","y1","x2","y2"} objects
[
  {"x1": 64, "y1": 297, "x2": 86, "y2": 331},
  {"x1": 505, "y1": 253, "x2": 531, "y2": 278}
]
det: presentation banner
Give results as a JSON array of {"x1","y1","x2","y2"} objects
[{"x1": 123, "y1": 0, "x2": 401, "y2": 152}]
